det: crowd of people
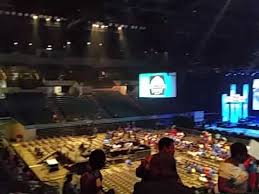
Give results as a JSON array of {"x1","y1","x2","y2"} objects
[{"x1": 62, "y1": 137, "x2": 259, "y2": 194}]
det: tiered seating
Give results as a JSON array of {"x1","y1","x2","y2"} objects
[
  {"x1": 55, "y1": 96, "x2": 104, "y2": 120},
  {"x1": 6, "y1": 93, "x2": 53, "y2": 125},
  {"x1": 21, "y1": 135, "x2": 105, "y2": 163},
  {"x1": 0, "y1": 99, "x2": 9, "y2": 117},
  {"x1": 136, "y1": 98, "x2": 176, "y2": 115},
  {"x1": 94, "y1": 92, "x2": 143, "y2": 117}
]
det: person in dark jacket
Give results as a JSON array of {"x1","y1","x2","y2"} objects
[
  {"x1": 134, "y1": 137, "x2": 194, "y2": 194},
  {"x1": 136, "y1": 137, "x2": 179, "y2": 181}
]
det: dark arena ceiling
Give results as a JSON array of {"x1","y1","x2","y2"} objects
[{"x1": 1, "y1": 0, "x2": 259, "y2": 70}]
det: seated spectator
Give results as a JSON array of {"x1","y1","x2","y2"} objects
[
  {"x1": 63, "y1": 173, "x2": 77, "y2": 194},
  {"x1": 217, "y1": 142, "x2": 249, "y2": 193},
  {"x1": 80, "y1": 149, "x2": 114, "y2": 194}
]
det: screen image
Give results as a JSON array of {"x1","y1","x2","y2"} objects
[
  {"x1": 253, "y1": 79, "x2": 259, "y2": 110},
  {"x1": 139, "y1": 72, "x2": 176, "y2": 98}
]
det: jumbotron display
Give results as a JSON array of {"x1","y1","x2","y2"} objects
[
  {"x1": 139, "y1": 72, "x2": 176, "y2": 98},
  {"x1": 253, "y1": 79, "x2": 259, "y2": 110}
]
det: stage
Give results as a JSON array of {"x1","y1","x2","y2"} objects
[{"x1": 205, "y1": 125, "x2": 259, "y2": 139}]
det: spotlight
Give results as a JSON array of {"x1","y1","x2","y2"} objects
[
  {"x1": 99, "y1": 43, "x2": 103, "y2": 46},
  {"x1": 28, "y1": 43, "x2": 32, "y2": 46},
  {"x1": 46, "y1": 47, "x2": 53, "y2": 51},
  {"x1": 32, "y1": 15, "x2": 38, "y2": 20},
  {"x1": 66, "y1": 41, "x2": 71, "y2": 45},
  {"x1": 87, "y1": 42, "x2": 91, "y2": 45},
  {"x1": 118, "y1": 25, "x2": 123, "y2": 30},
  {"x1": 56, "y1": 18, "x2": 61, "y2": 22},
  {"x1": 45, "y1": 17, "x2": 51, "y2": 22},
  {"x1": 101, "y1": 25, "x2": 105, "y2": 29},
  {"x1": 13, "y1": 42, "x2": 18, "y2": 46},
  {"x1": 47, "y1": 45, "x2": 52, "y2": 48}
]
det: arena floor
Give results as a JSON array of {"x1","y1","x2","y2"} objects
[{"x1": 11, "y1": 133, "x2": 220, "y2": 194}]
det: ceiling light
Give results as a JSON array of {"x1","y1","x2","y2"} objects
[
  {"x1": 32, "y1": 15, "x2": 38, "y2": 20},
  {"x1": 13, "y1": 42, "x2": 18, "y2": 46},
  {"x1": 46, "y1": 17, "x2": 51, "y2": 22},
  {"x1": 92, "y1": 24, "x2": 100, "y2": 28},
  {"x1": 47, "y1": 45, "x2": 52, "y2": 48},
  {"x1": 101, "y1": 25, "x2": 105, "y2": 29},
  {"x1": 56, "y1": 18, "x2": 61, "y2": 22},
  {"x1": 11, "y1": 11, "x2": 16, "y2": 15},
  {"x1": 28, "y1": 43, "x2": 32, "y2": 46},
  {"x1": 17, "y1": 13, "x2": 23, "y2": 16},
  {"x1": 46, "y1": 47, "x2": 53, "y2": 51},
  {"x1": 99, "y1": 43, "x2": 103, "y2": 46},
  {"x1": 87, "y1": 42, "x2": 91, "y2": 45},
  {"x1": 66, "y1": 41, "x2": 71, "y2": 45},
  {"x1": 118, "y1": 26, "x2": 123, "y2": 30}
]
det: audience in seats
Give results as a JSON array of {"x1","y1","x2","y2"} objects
[
  {"x1": 134, "y1": 137, "x2": 194, "y2": 194},
  {"x1": 80, "y1": 149, "x2": 114, "y2": 194},
  {"x1": 217, "y1": 142, "x2": 249, "y2": 193}
]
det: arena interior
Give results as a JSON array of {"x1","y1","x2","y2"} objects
[{"x1": 0, "y1": 0, "x2": 259, "y2": 194}]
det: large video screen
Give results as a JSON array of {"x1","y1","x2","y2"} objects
[
  {"x1": 253, "y1": 79, "x2": 259, "y2": 110},
  {"x1": 139, "y1": 72, "x2": 176, "y2": 98}
]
